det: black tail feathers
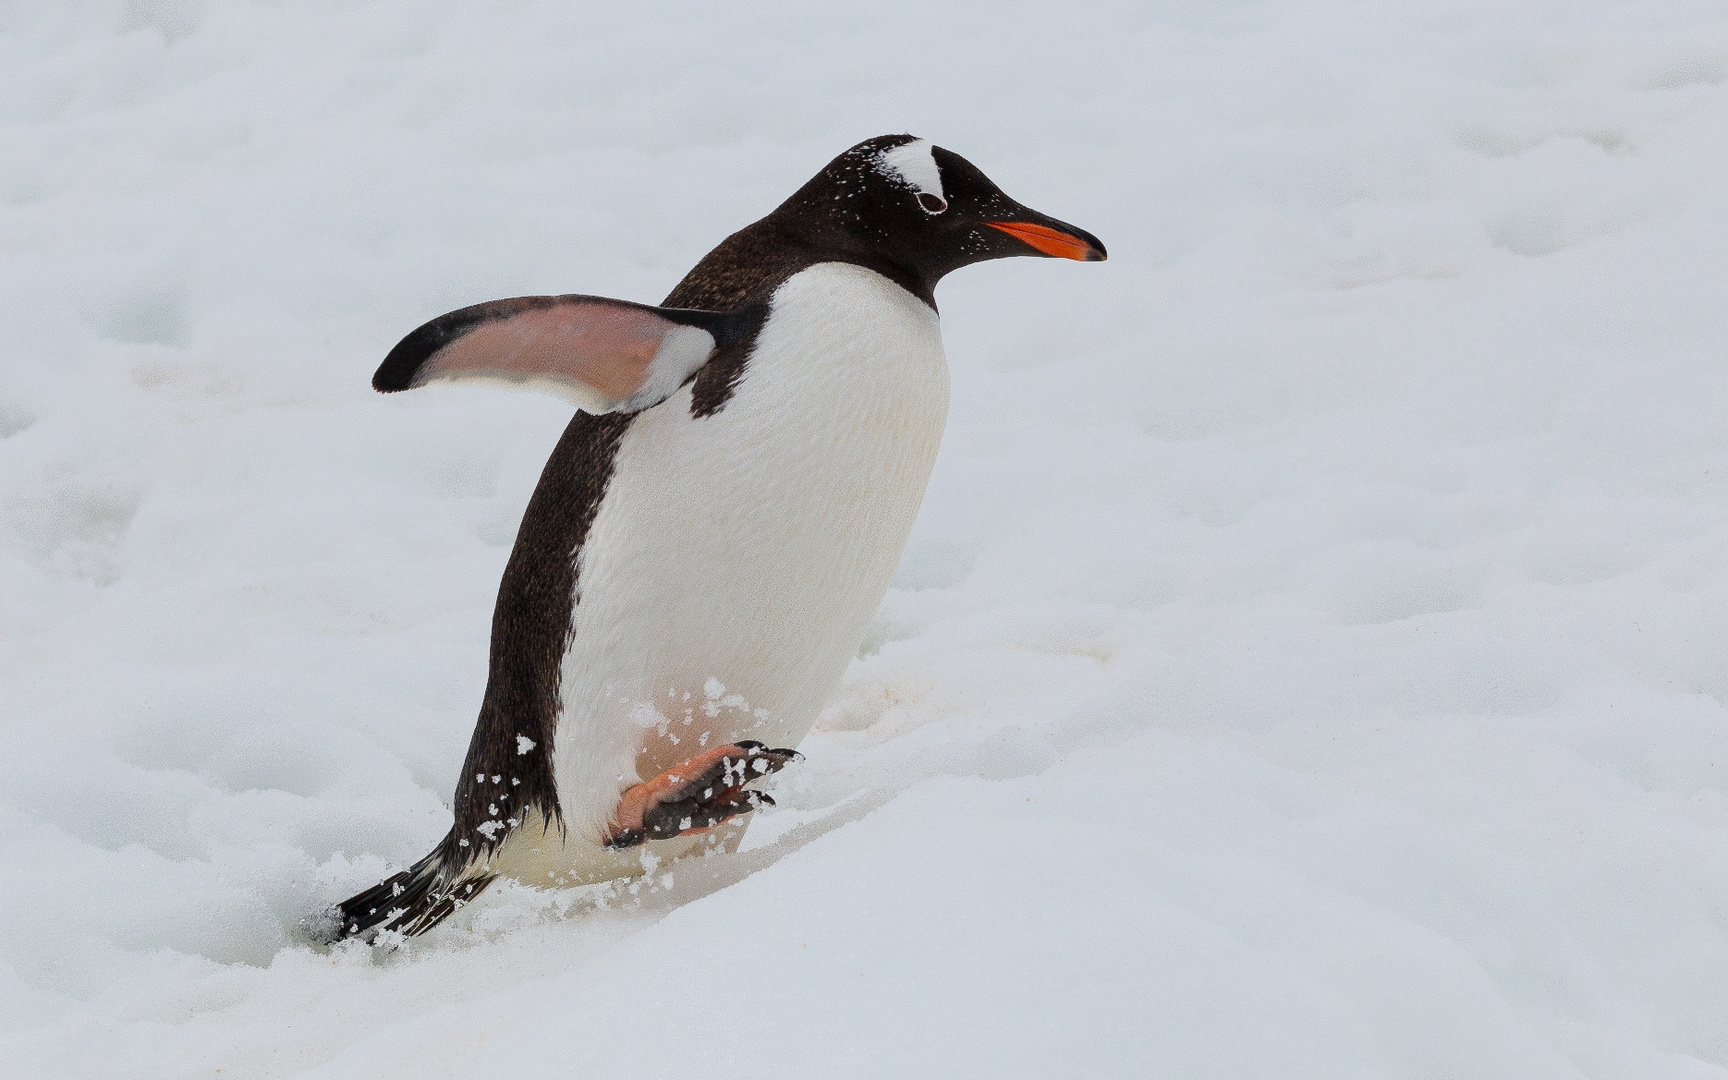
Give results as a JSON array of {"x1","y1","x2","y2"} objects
[{"x1": 313, "y1": 830, "x2": 496, "y2": 944}]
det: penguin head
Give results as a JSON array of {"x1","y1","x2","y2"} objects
[{"x1": 778, "y1": 135, "x2": 1106, "y2": 298}]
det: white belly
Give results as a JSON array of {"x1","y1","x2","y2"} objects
[{"x1": 546, "y1": 262, "x2": 948, "y2": 846}]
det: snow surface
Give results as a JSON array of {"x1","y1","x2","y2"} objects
[{"x1": 4, "y1": 1, "x2": 1728, "y2": 1076}]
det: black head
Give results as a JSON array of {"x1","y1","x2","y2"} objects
[{"x1": 768, "y1": 135, "x2": 1106, "y2": 306}]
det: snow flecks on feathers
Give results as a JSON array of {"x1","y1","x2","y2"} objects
[
  {"x1": 876, "y1": 138, "x2": 945, "y2": 201},
  {"x1": 316, "y1": 830, "x2": 498, "y2": 945}
]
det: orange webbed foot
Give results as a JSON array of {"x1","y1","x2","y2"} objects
[{"x1": 605, "y1": 741, "x2": 800, "y2": 849}]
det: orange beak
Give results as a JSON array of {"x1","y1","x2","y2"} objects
[{"x1": 986, "y1": 220, "x2": 1107, "y2": 261}]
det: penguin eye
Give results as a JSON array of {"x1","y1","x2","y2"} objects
[{"x1": 917, "y1": 192, "x2": 948, "y2": 214}]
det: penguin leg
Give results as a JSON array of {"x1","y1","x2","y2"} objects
[{"x1": 605, "y1": 741, "x2": 800, "y2": 849}]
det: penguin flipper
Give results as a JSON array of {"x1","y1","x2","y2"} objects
[{"x1": 372, "y1": 295, "x2": 764, "y2": 414}]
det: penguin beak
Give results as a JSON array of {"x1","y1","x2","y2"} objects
[{"x1": 986, "y1": 217, "x2": 1107, "y2": 262}]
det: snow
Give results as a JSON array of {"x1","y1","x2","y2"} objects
[{"x1": 3, "y1": 1, "x2": 1728, "y2": 1076}]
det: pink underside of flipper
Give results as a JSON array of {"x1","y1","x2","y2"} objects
[{"x1": 425, "y1": 301, "x2": 668, "y2": 399}]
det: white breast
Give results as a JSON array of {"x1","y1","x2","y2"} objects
[{"x1": 549, "y1": 262, "x2": 949, "y2": 842}]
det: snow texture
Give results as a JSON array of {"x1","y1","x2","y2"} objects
[{"x1": 2, "y1": 1, "x2": 1728, "y2": 1077}]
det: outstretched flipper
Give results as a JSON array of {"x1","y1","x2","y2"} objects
[
  {"x1": 373, "y1": 294, "x2": 764, "y2": 415},
  {"x1": 606, "y1": 741, "x2": 801, "y2": 849}
]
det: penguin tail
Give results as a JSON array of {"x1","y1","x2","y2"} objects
[{"x1": 312, "y1": 830, "x2": 496, "y2": 944}]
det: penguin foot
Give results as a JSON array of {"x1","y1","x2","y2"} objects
[{"x1": 605, "y1": 741, "x2": 800, "y2": 849}]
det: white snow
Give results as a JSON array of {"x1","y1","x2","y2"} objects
[{"x1": 3, "y1": 1, "x2": 1728, "y2": 1077}]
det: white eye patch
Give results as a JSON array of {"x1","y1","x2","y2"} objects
[{"x1": 877, "y1": 138, "x2": 946, "y2": 206}]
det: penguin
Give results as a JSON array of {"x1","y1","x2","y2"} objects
[{"x1": 324, "y1": 135, "x2": 1105, "y2": 941}]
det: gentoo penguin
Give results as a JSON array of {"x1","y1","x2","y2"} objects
[{"x1": 324, "y1": 135, "x2": 1104, "y2": 941}]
